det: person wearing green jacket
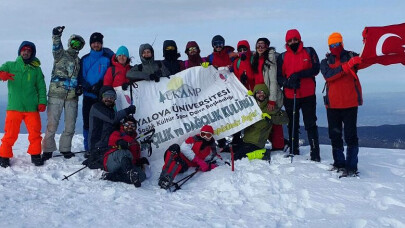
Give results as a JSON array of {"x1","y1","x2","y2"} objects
[
  {"x1": 234, "y1": 84, "x2": 273, "y2": 160},
  {"x1": 0, "y1": 41, "x2": 47, "y2": 168}
]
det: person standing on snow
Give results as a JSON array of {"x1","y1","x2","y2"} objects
[
  {"x1": 183, "y1": 41, "x2": 207, "y2": 69},
  {"x1": 277, "y1": 29, "x2": 321, "y2": 162},
  {"x1": 206, "y1": 35, "x2": 238, "y2": 69},
  {"x1": 320, "y1": 32, "x2": 364, "y2": 177},
  {"x1": 233, "y1": 40, "x2": 254, "y2": 90},
  {"x1": 251, "y1": 38, "x2": 285, "y2": 152},
  {"x1": 84, "y1": 86, "x2": 136, "y2": 169},
  {"x1": 0, "y1": 41, "x2": 47, "y2": 168},
  {"x1": 103, "y1": 45, "x2": 132, "y2": 111},
  {"x1": 79, "y1": 32, "x2": 114, "y2": 157},
  {"x1": 126, "y1": 43, "x2": 170, "y2": 82},
  {"x1": 42, "y1": 26, "x2": 85, "y2": 160},
  {"x1": 158, "y1": 125, "x2": 222, "y2": 190},
  {"x1": 161, "y1": 40, "x2": 185, "y2": 75},
  {"x1": 102, "y1": 115, "x2": 150, "y2": 187}
]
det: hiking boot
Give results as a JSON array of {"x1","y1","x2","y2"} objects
[
  {"x1": 0, "y1": 157, "x2": 10, "y2": 168},
  {"x1": 128, "y1": 169, "x2": 141, "y2": 188},
  {"x1": 84, "y1": 151, "x2": 90, "y2": 159},
  {"x1": 310, "y1": 156, "x2": 321, "y2": 162},
  {"x1": 61, "y1": 151, "x2": 75, "y2": 159},
  {"x1": 31, "y1": 155, "x2": 44, "y2": 166},
  {"x1": 339, "y1": 168, "x2": 359, "y2": 178},
  {"x1": 158, "y1": 173, "x2": 173, "y2": 190},
  {"x1": 42, "y1": 152, "x2": 53, "y2": 161},
  {"x1": 262, "y1": 150, "x2": 271, "y2": 163}
]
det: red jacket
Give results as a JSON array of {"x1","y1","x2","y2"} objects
[
  {"x1": 103, "y1": 54, "x2": 131, "y2": 87},
  {"x1": 181, "y1": 136, "x2": 217, "y2": 167},
  {"x1": 207, "y1": 46, "x2": 235, "y2": 67},
  {"x1": 103, "y1": 127, "x2": 140, "y2": 171},
  {"x1": 233, "y1": 40, "x2": 255, "y2": 90},
  {"x1": 278, "y1": 43, "x2": 320, "y2": 99},
  {"x1": 320, "y1": 50, "x2": 363, "y2": 109}
]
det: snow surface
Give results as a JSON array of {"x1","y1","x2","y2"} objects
[{"x1": 0, "y1": 134, "x2": 404, "y2": 228}]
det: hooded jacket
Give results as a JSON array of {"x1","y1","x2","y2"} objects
[
  {"x1": 232, "y1": 40, "x2": 255, "y2": 90},
  {"x1": 162, "y1": 40, "x2": 185, "y2": 75},
  {"x1": 103, "y1": 54, "x2": 131, "y2": 87},
  {"x1": 277, "y1": 29, "x2": 320, "y2": 99},
  {"x1": 243, "y1": 84, "x2": 273, "y2": 148},
  {"x1": 184, "y1": 41, "x2": 207, "y2": 69},
  {"x1": 126, "y1": 43, "x2": 170, "y2": 81},
  {"x1": 48, "y1": 34, "x2": 85, "y2": 100},
  {"x1": 207, "y1": 46, "x2": 235, "y2": 67},
  {"x1": 0, "y1": 41, "x2": 47, "y2": 112}
]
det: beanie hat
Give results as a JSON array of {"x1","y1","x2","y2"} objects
[
  {"x1": 285, "y1": 29, "x2": 301, "y2": 42},
  {"x1": 90, "y1": 32, "x2": 103, "y2": 45},
  {"x1": 201, "y1": 125, "x2": 214, "y2": 134},
  {"x1": 256, "y1": 38, "x2": 270, "y2": 47},
  {"x1": 116, "y1": 46, "x2": 129, "y2": 57},
  {"x1": 211, "y1": 35, "x2": 225, "y2": 47},
  {"x1": 328, "y1": 32, "x2": 343, "y2": 46}
]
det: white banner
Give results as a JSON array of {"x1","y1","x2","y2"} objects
[{"x1": 115, "y1": 66, "x2": 262, "y2": 155}]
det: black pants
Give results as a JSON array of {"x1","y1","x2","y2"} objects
[
  {"x1": 284, "y1": 95, "x2": 319, "y2": 155},
  {"x1": 326, "y1": 107, "x2": 358, "y2": 148},
  {"x1": 233, "y1": 142, "x2": 260, "y2": 160},
  {"x1": 82, "y1": 96, "x2": 98, "y2": 150}
]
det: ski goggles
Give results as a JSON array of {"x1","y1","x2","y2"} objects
[
  {"x1": 256, "y1": 43, "x2": 268, "y2": 49},
  {"x1": 165, "y1": 46, "x2": 176, "y2": 51},
  {"x1": 213, "y1": 41, "x2": 224, "y2": 48},
  {"x1": 200, "y1": 131, "x2": 213, "y2": 139},
  {"x1": 188, "y1": 47, "x2": 198, "y2": 52},
  {"x1": 123, "y1": 122, "x2": 136, "y2": 128},
  {"x1": 102, "y1": 92, "x2": 116, "y2": 100},
  {"x1": 329, "y1": 42, "x2": 342, "y2": 48},
  {"x1": 70, "y1": 39, "x2": 84, "y2": 50}
]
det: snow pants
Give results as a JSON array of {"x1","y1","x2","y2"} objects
[
  {"x1": 269, "y1": 124, "x2": 284, "y2": 149},
  {"x1": 105, "y1": 149, "x2": 146, "y2": 183},
  {"x1": 0, "y1": 111, "x2": 42, "y2": 158},
  {"x1": 42, "y1": 97, "x2": 78, "y2": 153}
]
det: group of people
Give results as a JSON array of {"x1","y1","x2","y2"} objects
[{"x1": 0, "y1": 26, "x2": 365, "y2": 189}]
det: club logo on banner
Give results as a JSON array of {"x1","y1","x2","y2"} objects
[{"x1": 116, "y1": 66, "x2": 262, "y2": 155}]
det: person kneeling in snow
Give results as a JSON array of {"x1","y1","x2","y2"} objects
[
  {"x1": 158, "y1": 125, "x2": 221, "y2": 190},
  {"x1": 102, "y1": 115, "x2": 149, "y2": 187},
  {"x1": 234, "y1": 84, "x2": 274, "y2": 161}
]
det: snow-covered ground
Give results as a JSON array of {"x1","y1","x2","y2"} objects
[{"x1": 0, "y1": 134, "x2": 404, "y2": 228}]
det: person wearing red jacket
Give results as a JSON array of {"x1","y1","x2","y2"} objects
[
  {"x1": 320, "y1": 32, "x2": 364, "y2": 177},
  {"x1": 102, "y1": 115, "x2": 148, "y2": 187},
  {"x1": 207, "y1": 35, "x2": 238, "y2": 68},
  {"x1": 158, "y1": 125, "x2": 221, "y2": 189},
  {"x1": 277, "y1": 29, "x2": 321, "y2": 161},
  {"x1": 233, "y1": 40, "x2": 254, "y2": 90},
  {"x1": 103, "y1": 46, "x2": 132, "y2": 111}
]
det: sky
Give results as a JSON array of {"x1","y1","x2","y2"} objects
[
  {"x1": 0, "y1": 0, "x2": 404, "y2": 96},
  {"x1": 0, "y1": 134, "x2": 404, "y2": 227}
]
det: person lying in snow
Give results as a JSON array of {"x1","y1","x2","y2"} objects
[
  {"x1": 158, "y1": 125, "x2": 224, "y2": 190},
  {"x1": 101, "y1": 115, "x2": 150, "y2": 187}
]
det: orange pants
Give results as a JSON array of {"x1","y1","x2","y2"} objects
[
  {"x1": 269, "y1": 124, "x2": 285, "y2": 149},
  {"x1": 0, "y1": 111, "x2": 42, "y2": 158}
]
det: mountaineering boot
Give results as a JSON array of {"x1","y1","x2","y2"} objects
[
  {"x1": 308, "y1": 127, "x2": 321, "y2": 162},
  {"x1": 262, "y1": 149, "x2": 271, "y2": 163},
  {"x1": 158, "y1": 173, "x2": 173, "y2": 190},
  {"x1": 0, "y1": 157, "x2": 10, "y2": 168},
  {"x1": 42, "y1": 152, "x2": 53, "y2": 161},
  {"x1": 339, "y1": 168, "x2": 359, "y2": 178},
  {"x1": 61, "y1": 151, "x2": 75, "y2": 159},
  {"x1": 31, "y1": 155, "x2": 44, "y2": 166},
  {"x1": 128, "y1": 168, "x2": 141, "y2": 188}
]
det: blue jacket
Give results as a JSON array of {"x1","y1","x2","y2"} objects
[{"x1": 79, "y1": 48, "x2": 112, "y2": 98}]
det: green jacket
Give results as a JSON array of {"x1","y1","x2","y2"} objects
[
  {"x1": 0, "y1": 56, "x2": 47, "y2": 112},
  {"x1": 243, "y1": 84, "x2": 273, "y2": 148}
]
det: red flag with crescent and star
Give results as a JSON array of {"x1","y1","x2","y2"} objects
[{"x1": 361, "y1": 23, "x2": 405, "y2": 66}]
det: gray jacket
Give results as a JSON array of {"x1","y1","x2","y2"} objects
[{"x1": 263, "y1": 48, "x2": 283, "y2": 109}]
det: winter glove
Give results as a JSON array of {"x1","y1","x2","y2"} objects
[
  {"x1": 75, "y1": 85, "x2": 83, "y2": 96},
  {"x1": 0, "y1": 72, "x2": 15, "y2": 81},
  {"x1": 286, "y1": 74, "x2": 300, "y2": 89},
  {"x1": 201, "y1": 62, "x2": 209, "y2": 68},
  {"x1": 116, "y1": 139, "x2": 129, "y2": 150},
  {"x1": 121, "y1": 82, "x2": 130, "y2": 91},
  {"x1": 347, "y1": 56, "x2": 362, "y2": 68},
  {"x1": 247, "y1": 90, "x2": 254, "y2": 96},
  {"x1": 240, "y1": 53, "x2": 247, "y2": 61},
  {"x1": 52, "y1": 26, "x2": 65, "y2": 36},
  {"x1": 149, "y1": 73, "x2": 160, "y2": 82},
  {"x1": 240, "y1": 71, "x2": 248, "y2": 85},
  {"x1": 90, "y1": 81, "x2": 103, "y2": 95},
  {"x1": 209, "y1": 163, "x2": 218, "y2": 170},
  {"x1": 262, "y1": 113, "x2": 272, "y2": 123},
  {"x1": 38, "y1": 104, "x2": 46, "y2": 112},
  {"x1": 267, "y1": 101, "x2": 275, "y2": 112},
  {"x1": 192, "y1": 156, "x2": 209, "y2": 172},
  {"x1": 125, "y1": 105, "x2": 136, "y2": 115},
  {"x1": 168, "y1": 144, "x2": 181, "y2": 154}
]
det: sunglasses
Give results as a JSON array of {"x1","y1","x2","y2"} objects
[
  {"x1": 256, "y1": 43, "x2": 267, "y2": 49},
  {"x1": 188, "y1": 47, "x2": 198, "y2": 52},
  {"x1": 238, "y1": 47, "x2": 248, "y2": 52},
  {"x1": 70, "y1": 39, "x2": 83, "y2": 50},
  {"x1": 329, "y1": 43, "x2": 341, "y2": 48},
  {"x1": 102, "y1": 93, "x2": 116, "y2": 100},
  {"x1": 123, "y1": 122, "x2": 136, "y2": 128},
  {"x1": 200, "y1": 131, "x2": 213, "y2": 139},
  {"x1": 213, "y1": 41, "x2": 224, "y2": 48},
  {"x1": 165, "y1": 46, "x2": 176, "y2": 51}
]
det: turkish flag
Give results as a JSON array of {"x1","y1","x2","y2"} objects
[{"x1": 361, "y1": 23, "x2": 405, "y2": 66}]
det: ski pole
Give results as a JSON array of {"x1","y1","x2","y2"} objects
[
  {"x1": 171, "y1": 167, "x2": 199, "y2": 192},
  {"x1": 287, "y1": 89, "x2": 297, "y2": 163},
  {"x1": 52, "y1": 150, "x2": 87, "y2": 158},
  {"x1": 230, "y1": 145, "x2": 235, "y2": 172}
]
